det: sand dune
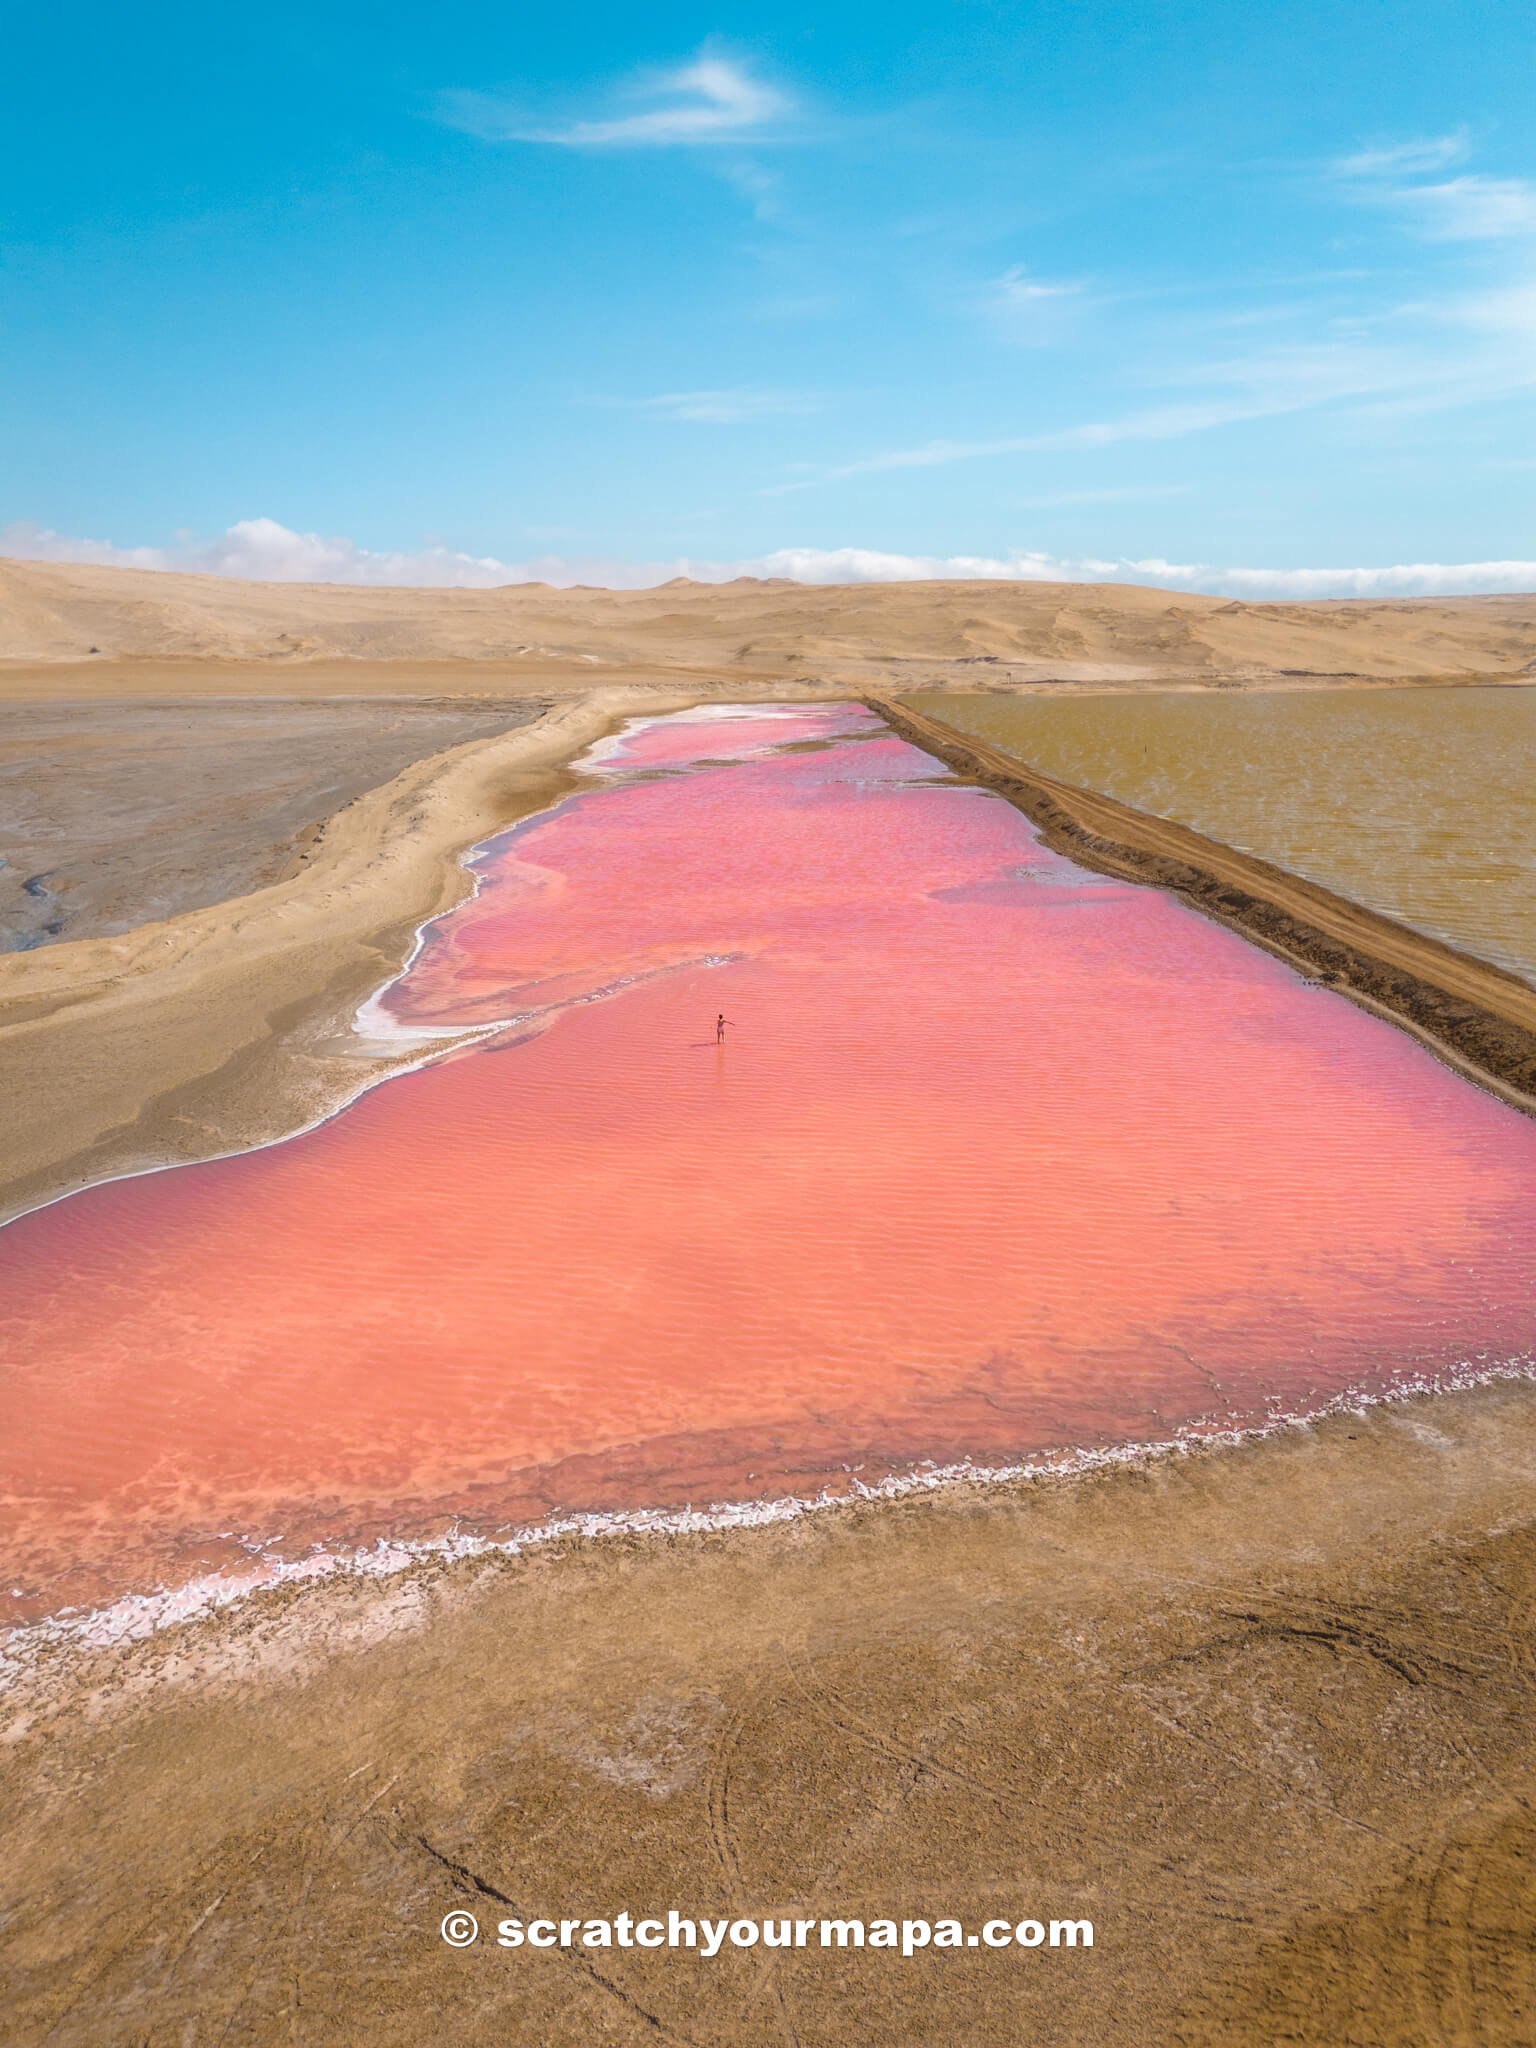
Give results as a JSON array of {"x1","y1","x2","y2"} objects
[{"x1": 2, "y1": 553, "x2": 1534, "y2": 688}]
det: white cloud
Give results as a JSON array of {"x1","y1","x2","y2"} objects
[
  {"x1": 751, "y1": 550, "x2": 1536, "y2": 597},
  {"x1": 441, "y1": 56, "x2": 791, "y2": 150},
  {"x1": 1334, "y1": 132, "x2": 1470, "y2": 178},
  {"x1": 1439, "y1": 280, "x2": 1536, "y2": 343},
  {"x1": 1007, "y1": 485, "x2": 1190, "y2": 509},
  {"x1": 1118, "y1": 557, "x2": 1536, "y2": 598},
  {"x1": 993, "y1": 267, "x2": 1082, "y2": 306},
  {"x1": 1332, "y1": 132, "x2": 1536, "y2": 243},
  {"x1": 621, "y1": 388, "x2": 818, "y2": 423},
  {"x1": 0, "y1": 518, "x2": 531, "y2": 589},
  {"x1": 4, "y1": 519, "x2": 1533, "y2": 600},
  {"x1": 761, "y1": 306, "x2": 1536, "y2": 498},
  {"x1": 752, "y1": 547, "x2": 1116, "y2": 582},
  {"x1": 758, "y1": 395, "x2": 1323, "y2": 495},
  {"x1": 1399, "y1": 175, "x2": 1536, "y2": 242},
  {"x1": 982, "y1": 266, "x2": 1088, "y2": 345},
  {"x1": 717, "y1": 159, "x2": 783, "y2": 220}
]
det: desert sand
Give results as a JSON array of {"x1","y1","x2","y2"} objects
[
  {"x1": 2, "y1": 552, "x2": 1535, "y2": 692},
  {"x1": 5, "y1": 564, "x2": 1536, "y2": 2044}
]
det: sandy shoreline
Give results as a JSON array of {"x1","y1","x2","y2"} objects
[
  {"x1": 8, "y1": 1345, "x2": 1535, "y2": 1673},
  {"x1": 7, "y1": 1375, "x2": 1536, "y2": 2043}
]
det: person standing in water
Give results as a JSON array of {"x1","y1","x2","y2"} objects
[{"x1": 716, "y1": 1013, "x2": 731, "y2": 1043}]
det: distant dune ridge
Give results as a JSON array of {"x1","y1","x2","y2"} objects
[{"x1": 1, "y1": 553, "x2": 1533, "y2": 687}]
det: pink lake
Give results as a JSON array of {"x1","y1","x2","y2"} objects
[{"x1": 2, "y1": 703, "x2": 1534, "y2": 1634}]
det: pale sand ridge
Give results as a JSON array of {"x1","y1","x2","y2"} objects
[{"x1": 2, "y1": 554, "x2": 1534, "y2": 690}]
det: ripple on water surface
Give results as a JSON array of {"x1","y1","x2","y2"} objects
[{"x1": 3, "y1": 703, "x2": 1535, "y2": 1636}]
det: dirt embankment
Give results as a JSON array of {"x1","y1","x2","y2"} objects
[
  {"x1": 6, "y1": 1379, "x2": 1536, "y2": 2045},
  {"x1": 877, "y1": 695, "x2": 1536, "y2": 1116}
]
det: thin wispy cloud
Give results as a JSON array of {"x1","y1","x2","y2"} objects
[
  {"x1": 758, "y1": 395, "x2": 1328, "y2": 495},
  {"x1": 761, "y1": 296, "x2": 1536, "y2": 498},
  {"x1": 992, "y1": 267, "x2": 1082, "y2": 307},
  {"x1": 441, "y1": 56, "x2": 794, "y2": 150},
  {"x1": 1334, "y1": 131, "x2": 1469, "y2": 178},
  {"x1": 1007, "y1": 485, "x2": 1190, "y2": 509},
  {"x1": 718, "y1": 160, "x2": 784, "y2": 220},
  {"x1": 1456, "y1": 281, "x2": 1536, "y2": 336},
  {"x1": 1400, "y1": 175, "x2": 1536, "y2": 241},
  {"x1": 611, "y1": 388, "x2": 819, "y2": 424},
  {"x1": 982, "y1": 265, "x2": 1088, "y2": 343},
  {"x1": 5, "y1": 521, "x2": 1533, "y2": 601},
  {"x1": 1333, "y1": 133, "x2": 1536, "y2": 242}
]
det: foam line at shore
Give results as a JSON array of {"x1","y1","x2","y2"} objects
[{"x1": 5, "y1": 1350, "x2": 1532, "y2": 1688}]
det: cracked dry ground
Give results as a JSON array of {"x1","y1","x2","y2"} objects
[{"x1": 7, "y1": 1385, "x2": 1536, "y2": 2046}]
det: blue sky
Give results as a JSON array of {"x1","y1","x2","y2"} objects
[{"x1": 4, "y1": 0, "x2": 1534, "y2": 592}]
